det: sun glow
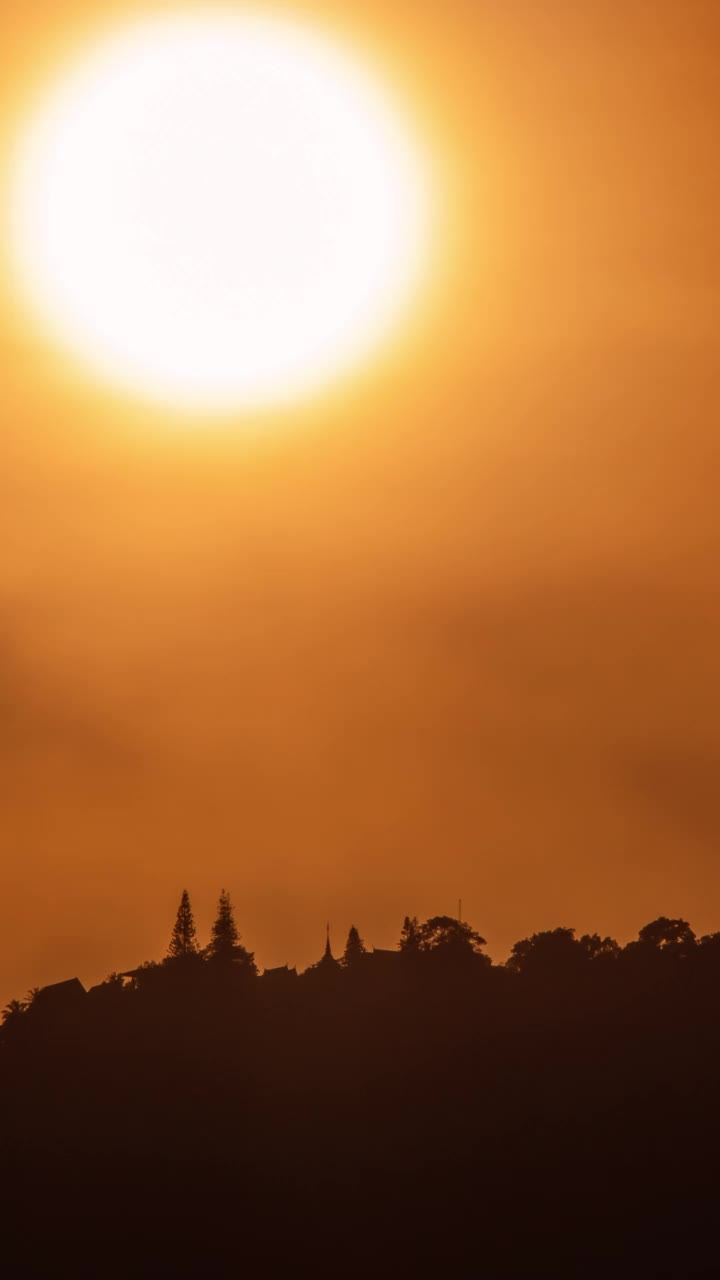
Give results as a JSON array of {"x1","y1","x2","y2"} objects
[{"x1": 9, "y1": 11, "x2": 431, "y2": 411}]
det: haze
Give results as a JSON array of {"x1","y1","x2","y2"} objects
[{"x1": 1, "y1": 0, "x2": 719, "y2": 1001}]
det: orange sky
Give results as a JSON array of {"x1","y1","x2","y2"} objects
[{"x1": 1, "y1": 0, "x2": 719, "y2": 1002}]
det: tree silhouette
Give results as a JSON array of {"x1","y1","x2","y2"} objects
[
  {"x1": 579, "y1": 932, "x2": 620, "y2": 961},
  {"x1": 0, "y1": 996, "x2": 28, "y2": 1044},
  {"x1": 207, "y1": 889, "x2": 240, "y2": 960},
  {"x1": 399, "y1": 915, "x2": 420, "y2": 950},
  {"x1": 206, "y1": 890, "x2": 257, "y2": 972},
  {"x1": 102, "y1": 972, "x2": 126, "y2": 988},
  {"x1": 637, "y1": 916, "x2": 696, "y2": 956},
  {"x1": 166, "y1": 889, "x2": 200, "y2": 961},
  {"x1": 2, "y1": 997, "x2": 27, "y2": 1024},
  {"x1": 417, "y1": 915, "x2": 488, "y2": 959},
  {"x1": 699, "y1": 931, "x2": 720, "y2": 952},
  {"x1": 507, "y1": 927, "x2": 586, "y2": 976},
  {"x1": 342, "y1": 925, "x2": 367, "y2": 968}
]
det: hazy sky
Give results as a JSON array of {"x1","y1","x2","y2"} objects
[{"x1": 1, "y1": 0, "x2": 719, "y2": 1001}]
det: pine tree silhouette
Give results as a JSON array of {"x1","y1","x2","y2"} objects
[
  {"x1": 207, "y1": 889, "x2": 240, "y2": 960},
  {"x1": 206, "y1": 890, "x2": 239, "y2": 962},
  {"x1": 206, "y1": 889, "x2": 258, "y2": 972},
  {"x1": 342, "y1": 924, "x2": 367, "y2": 967},
  {"x1": 166, "y1": 889, "x2": 200, "y2": 960}
]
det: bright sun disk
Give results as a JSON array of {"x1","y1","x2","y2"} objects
[{"x1": 9, "y1": 11, "x2": 431, "y2": 411}]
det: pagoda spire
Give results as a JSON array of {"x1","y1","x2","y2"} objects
[{"x1": 324, "y1": 922, "x2": 333, "y2": 960}]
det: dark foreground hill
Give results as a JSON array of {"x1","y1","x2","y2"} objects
[{"x1": 2, "y1": 917, "x2": 720, "y2": 1277}]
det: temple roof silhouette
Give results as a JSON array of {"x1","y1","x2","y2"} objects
[{"x1": 261, "y1": 964, "x2": 298, "y2": 979}]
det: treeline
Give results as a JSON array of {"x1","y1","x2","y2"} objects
[
  {"x1": 3, "y1": 885, "x2": 720, "y2": 1035},
  {"x1": 2, "y1": 889, "x2": 720, "y2": 1275}
]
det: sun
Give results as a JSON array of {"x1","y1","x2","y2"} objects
[{"x1": 9, "y1": 11, "x2": 431, "y2": 411}]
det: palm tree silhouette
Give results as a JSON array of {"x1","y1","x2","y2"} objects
[{"x1": 2, "y1": 997, "x2": 27, "y2": 1024}]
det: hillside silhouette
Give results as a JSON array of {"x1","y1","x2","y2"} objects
[{"x1": 2, "y1": 891, "x2": 720, "y2": 1276}]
